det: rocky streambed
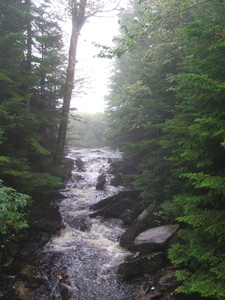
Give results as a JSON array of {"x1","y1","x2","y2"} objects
[{"x1": 0, "y1": 147, "x2": 212, "y2": 300}]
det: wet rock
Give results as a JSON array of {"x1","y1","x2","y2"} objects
[
  {"x1": 96, "y1": 173, "x2": 106, "y2": 190},
  {"x1": 119, "y1": 204, "x2": 157, "y2": 249},
  {"x1": 59, "y1": 283, "x2": 80, "y2": 300},
  {"x1": 6, "y1": 242, "x2": 19, "y2": 257},
  {"x1": 131, "y1": 225, "x2": 180, "y2": 253},
  {"x1": 19, "y1": 242, "x2": 39, "y2": 256},
  {"x1": 53, "y1": 269, "x2": 80, "y2": 300},
  {"x1": 74, "y1": 174, "x2": 84, "y2": 180},
  {"x1": 117, "y1": 252, "x2": 165, "y2": 281},
  {"x1": 13, "y1": 265, "x2": 47, "y2": 299},
  {"x1": 40, "y1": 231, "x2": 51, "y2": 247},
  {"x1": 108, "y1": 157, "x2": 123, "y2": 163},
  {"x1": 66, "y1": 215, "x2": 91, "y2": 231},
  {"x1": 120, "y1": 209, "x2": 134, "y2": 225},
  {"x1": 110, "y1": 173, "x2": 124, "y2": 186},
  {"x1": 28, "y1": 229, "x2": 43, "y2": 243},
  {"x1": 156, "y1": 269, "x2": 178, "y2": 288},
  {"x1": 75, "y1": 158, "x2": 85, "y2": 171},
  {"x1": 18, "y1": 264, "x2": 47, "y2": 284},
  {"x1": 89, "y1": 190, "x2": 144, "y2": 222},
  {"x1": 34, "y1": 205, "x2": 63, "y2": 233},
  {"x1": 109, "y1": 160, "x2": 137, "y2": 188},
  {"x1": 53, "y1": 269, "x2": 69, "y2": 281},
  {"x1": 13, "y1": 279, "x2": 34, "y2": 300}
]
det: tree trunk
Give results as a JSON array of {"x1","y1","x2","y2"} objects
[
  {"x1": 25, "y1": 0, "x2": 32, "y2": 109},
  {"x1": 53, "y1": 1, "x2": 87, "y2": 165}
]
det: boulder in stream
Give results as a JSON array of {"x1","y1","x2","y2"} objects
[
  {"x1": 17, "y1": 264, "x2": 47, "y2": 284},
  {"x1": 33, "y1": 204, "x2": 63, "y2": 233},
  {"x1": 96, "y1": 173, "x2": 106, "y2": 190},
  {"x1": 75, "y1": 158, "x2": 85, "y2": 171},
  {"x1": 110, "y1": 173, "x2": 124, "y2": 186},
  {"x1": 119, "y1": 204, "x2": 157, "y2": 249},
  {"x1": 117, "y1": 252, "x2": 165, "y2": 281},
  {"x1": 131, "y1": 224, "x2": 180, "y2": 253},
  {"x1": 89, "y1": 190, "x2": 144, "y2": 223},
  {"x1": 65, "y1": 215, "x2": 92, "y2": 231}
]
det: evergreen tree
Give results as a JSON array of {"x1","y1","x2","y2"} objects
[
  {"x1": 105, "y1": 0, "x2": 225, "y2": 298},
  {"x1": 162, "y1": 1, "x2": 225, "y2": 298},
  {"x1": 0, "y1": 0, "x2": 65, "y2": 197}
]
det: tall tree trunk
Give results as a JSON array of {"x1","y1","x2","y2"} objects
[
  {"x1": 25, "y1": 0, "x2": 32, "y2": 109},
  {"x1": 53, "y1": 0, "x2": 87, "y2": 165}
]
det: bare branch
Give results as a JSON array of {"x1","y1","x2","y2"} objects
[{"x1": 85, "y1": 0, "x2": 121, "y2": 19}]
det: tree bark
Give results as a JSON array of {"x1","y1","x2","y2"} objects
[
  {"x1": 53, "y1": 1, "x2": 87, "y2": 165},
  {"x1": 25, "y1": 0, "x2": 32, "y2": 109}
]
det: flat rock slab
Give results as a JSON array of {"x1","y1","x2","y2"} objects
[{"x1": 132, "y1": 224, "x2": 179, "y2": 252}]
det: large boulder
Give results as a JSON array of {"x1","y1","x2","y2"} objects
[
  {"x1": 19, "y1": 242, "x2": 40, "y2": 257},
  {"x1": 117, "y1": 252, "x2": 165, "y2": 281},
  {"x1": 89, "y1": 191, "x2": 145, "y2": 223},
  {"x1": 131, "y1": 224, "x2": 179, "y2": 253},
  {"x1": 96, "y1": 173, "x2": 106, "y2": 190},
  {"x1": 33, "y1": 205, "x2": 63, "y2": 233},
  {"x1": 110, "y1": 173, "x2": 124, "y2": 187},
  {"x1": 119, "y1": 204, "x2": 157, "y2": 249}
]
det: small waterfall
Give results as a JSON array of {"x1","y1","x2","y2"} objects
[{"x1": 29, "y1": 148, "x2": 142, "y2": 300}]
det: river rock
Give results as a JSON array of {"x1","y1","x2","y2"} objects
[
  {"x1": 40, "y1": 231, "x2": 51, "y2": 246},
  {"x1": 96, "y1": 173, "x2": 106, "y2": 190},
  {"x1": 119, "y1": 204, "x2": 157, "y2": 249},
  {"x1": 17, "y1": 264, "x2": 47, "y2": 284},
  {"x1": 131, "y1": 224, "x2": 179, "y2": 253},
  {"x1": 6, "y1": 242, "x2": 19, "y2": 257},
  {"x1": 19, "y1": 242, "x2": 39, "y2": 256},
  {"x1": 34, "y1": 205, "x2": 63, "y2": 233},
  {"x1": 89, "y1": 191, "x2": 144, "y2": 222},
  {"x1": 117, "y1": 252, "x2": 165, "y2": 281},
  {"x1": 13, "y1": 280, "x2": 34, "y2": 300},
  {"x1": 75, "y1": 158, "x2": 85, "y2": 171},
  {"x1": 65, "y1": 215, "x2": 91, "y2": 231},
  {"x1": 110, "y1": 173, "x2": 124, "y2": 186}
]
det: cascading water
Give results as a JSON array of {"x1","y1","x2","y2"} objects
[{"x1": 28, "y1": 148, "x2": 142, "y2": 300}]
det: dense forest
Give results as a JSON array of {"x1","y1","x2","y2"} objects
[
  {"x1": 0, "y1": 0, "x2": 225, "y2": 299},
  {"x1": 104, "y1": 0, "x2": 225, "y2": 299},
  {"x1": 0, "y1": 0, "x2": 66, "y2": 251}
]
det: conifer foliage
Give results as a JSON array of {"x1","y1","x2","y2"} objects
[
  {"x1": 105, "y1": 0, "x2": 225, "y2": 298},
  {"x1": 0, "y1": 0, "x2": 65, "y2": 248}
]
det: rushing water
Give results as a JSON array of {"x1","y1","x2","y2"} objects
[{"x1": 29, "y1": 148, "x2": 142, "y2": 300}]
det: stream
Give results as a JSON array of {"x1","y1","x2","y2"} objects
[{"x1": 27, "y1": 148, "x2": 142, "y2": 299}]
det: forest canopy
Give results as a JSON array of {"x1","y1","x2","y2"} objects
[{"x1": 104, "y1": 0, "x2": 225, "y2": 298}]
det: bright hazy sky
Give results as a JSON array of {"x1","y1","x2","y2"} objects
[{"x1": 68, "y1": 12, "x2": 120, "y2": 114}]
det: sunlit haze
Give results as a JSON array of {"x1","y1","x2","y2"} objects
[{"x1": 65, "y1": 11, "x2": 120, "y2": 114}]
